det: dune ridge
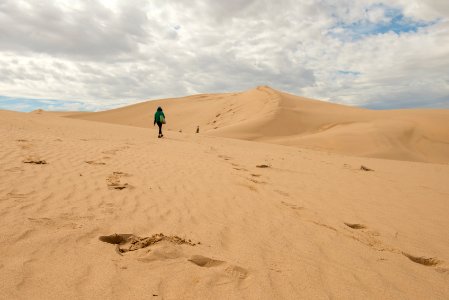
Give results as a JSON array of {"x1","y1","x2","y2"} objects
[{"x1": 68, "y1": 86, "x2": 449, "y2": 163}]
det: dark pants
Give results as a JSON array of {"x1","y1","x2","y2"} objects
[{"x1": 157, "y1": 122, "x2": 163, "y2": 135}]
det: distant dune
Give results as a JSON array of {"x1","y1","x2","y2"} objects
[{"x1": 68, "y1": 86, "x2": 449, "y2": 163}]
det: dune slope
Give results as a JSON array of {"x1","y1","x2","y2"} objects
[
  {"x1": 1, "y1": 110, "x2": 449, "y2": 299},
  {"x1": 68, "y1": 86, "x2": 449, "y2": 163}
]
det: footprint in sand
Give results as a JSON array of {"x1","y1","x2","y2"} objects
[
  {"x1": 188, "y1": 255, "x2": 249, "y2": 282},
  {"x1": 225, "y1": 265, "x2": 249, "y2": 279},
  {"x1": 231, "y1": 163, "x2": 249, "y2": 172},
  {"x1": 402, "y1": 252, "x2": 449, "y2": 274},
  {"x1": 138, "y1": 244, "x2": 187, "y2": 262},
  {"x1": 6, "y1": 192, "x2": 31, "y2": 199},
  {"x1": 360, "y1": 165, "x2": 374, "y2": 171},
  {"x1": 281, "y1": 201, "x2": 303, "y2": 210},
  {"x1": 106, "y1": 172, "x2": 132, "y2": 190},
  {"x1": 188, "y1": 255, "x2": 249, "y2": 280},
  {"x1": 85, "y1": 160, "x2": 106, "y2": 165},
  {"x1": 99, "y1": 233, "x2": 197, "y2": 255},
  {"x1": 217, "y1": 155, "x2": 249, "y2": 172},
  {"x1": 343, "y1": 223, "x2": 389, "y2": 250},
  {"x1": 344, "y1": 223, "x2": 366, "y2": 229},
  {"x1": 256, "y1": 164, "x2": 270, "y2": 168},
  {"x1": 188, "y1": 255, "x2": 225, "y2": 267},
  {"x1": 102, "y1": 146, "x2": 130, "y2": 156},
  {"x1": 23, "y1": 158, "x2": 47, "y2": 165},
  {"x1": 402, "y1": 253, "x2": 441, "y2": 267},
  {"x1": 247, "y1": 177, "x2": 266, "y2": 184},
  {"x1": 0, "y1": 191, "x2": 31, "y2": 201},
  {"x1": 237, "y1": 182, "x2": 258, "y2": 192},
  {"x1": 99, "y1": 233, "x2": 133, "y2": 245},
  {"x1": 218, "y1": 155, "x2": 232, "y2": 161}
]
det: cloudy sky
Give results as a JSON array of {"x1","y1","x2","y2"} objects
[{"x1": 0, "y1": 0, "x2": 448, "y2": 111}]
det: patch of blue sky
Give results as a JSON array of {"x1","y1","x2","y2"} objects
[
  {"x1": 337, "y1": 70, "x2": 361, "y2": 76},
  {"x1": 361, "y1": 94, "x2": 449, "y2": 110},
  {"x1": 330, "y1": 5, "x2": 439, "y2": 40},
  {"x1": 362, "y1": 96, "x2": 449, "y2": 110},
  {"x1": 0, "y1": 96, "x2": 94, "y2": 112}
]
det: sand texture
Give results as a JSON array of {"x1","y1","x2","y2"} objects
[{"x1": 1, "y1": 89, "x2": 449, "y2": 299}]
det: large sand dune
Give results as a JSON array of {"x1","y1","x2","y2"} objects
[
  {"x1": 1, "y1": 108, "x2": 449, "y2": 299},
  {"x1": 68, "y1": 86, "x2": 449, "y2": 163}
]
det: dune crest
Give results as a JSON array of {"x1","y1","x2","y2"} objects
[{"x1": 68, "y1": 86, "x2": 449, "y2": 163}]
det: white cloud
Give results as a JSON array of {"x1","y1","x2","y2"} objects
[{"x1": 0, "y1": 0, "x2": 448, "y2": 110}]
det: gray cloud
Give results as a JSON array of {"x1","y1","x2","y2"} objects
[
  {"x1": 0, "y1": 0, "x2": 448, "y2": 111},
  {"x1": 0, "y1": 0, "x2": 150, "y2": 59}
]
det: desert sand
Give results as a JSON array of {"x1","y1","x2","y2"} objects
[{"x1": 1, "y1": 87, "x2": 449, "y2": 299}]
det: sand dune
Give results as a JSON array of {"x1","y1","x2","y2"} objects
[
  {"x1": 1, "y1": 108, "x2": 449, "y2": 299},
  {"x1": 68, "y1": 86, "x2": 449, "y2": 163}
]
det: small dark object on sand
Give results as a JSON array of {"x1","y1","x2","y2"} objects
[
  {"x1": 360, "y1": 165, "x2": 373, "y2": 171},
  {"x1": 256, "y1": 164, "x2": 270, "y2": 168},
  {"x1": 23, "y1": 159, "x2": 47, "y2": 164},
  {"x1": 196, "y1": 126, "x2": 200, "y2": 133}
]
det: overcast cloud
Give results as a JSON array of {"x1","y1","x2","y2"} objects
[{"x1": 0, "y1": 0, "x2": 448, "y2": 111}]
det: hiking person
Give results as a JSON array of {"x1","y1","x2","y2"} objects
[{"x1": 154, "y1": 107, "x2": 166, "y2": 138}]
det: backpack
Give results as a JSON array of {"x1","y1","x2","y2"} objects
[{"x1": 160, "y1": 114, "x2": 166, "y2": 124}]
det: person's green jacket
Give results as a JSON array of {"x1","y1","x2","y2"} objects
[{"x1": 154, "y1": 111, "x2": 165, "y2": 124}]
